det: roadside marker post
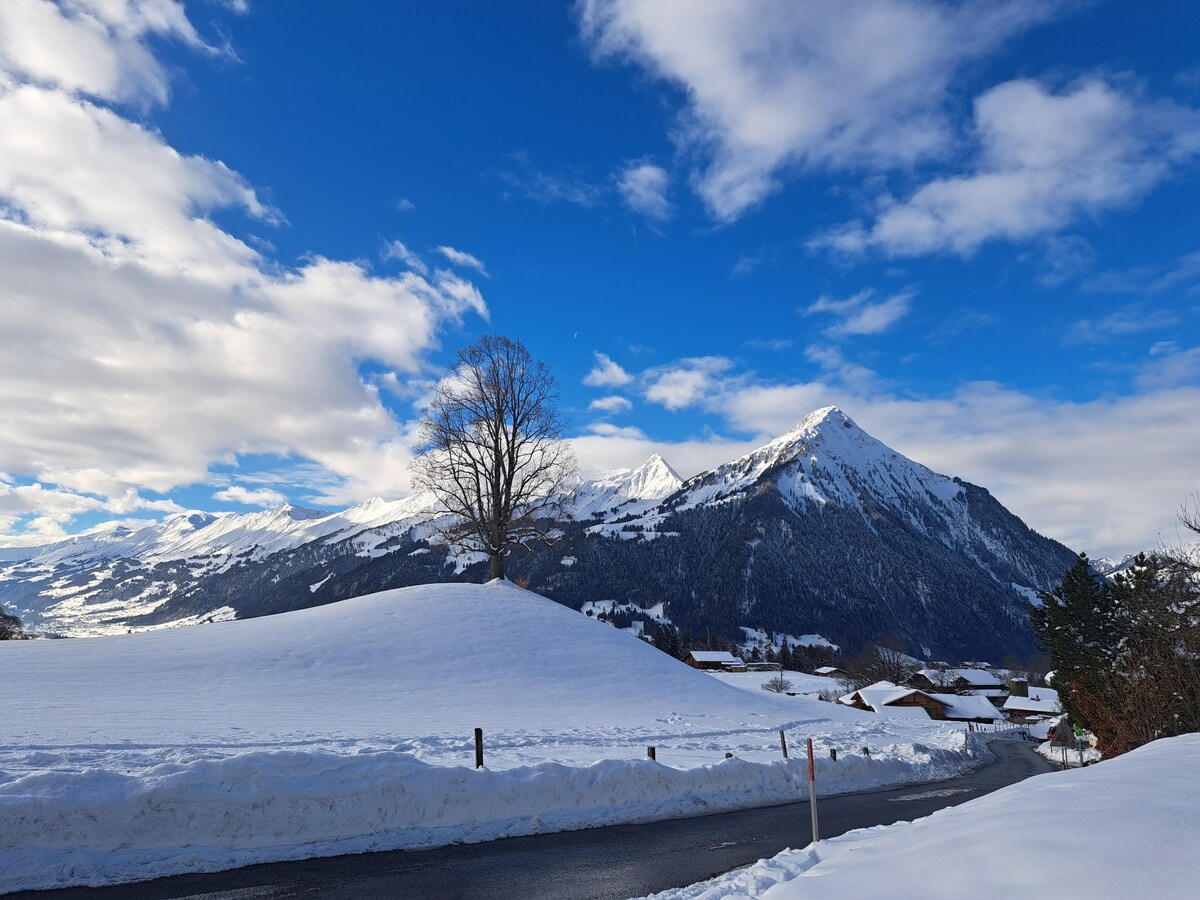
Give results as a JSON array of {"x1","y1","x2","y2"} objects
[
  {"x1": 806, "y1": 738, "x2": 820, "y2": 842},
  {"x1": 474, "y1": 728, "x2": 484, "y2": 769},
  {"x1": 779, "y1": 730, "x2": 788, "y2": 759}
]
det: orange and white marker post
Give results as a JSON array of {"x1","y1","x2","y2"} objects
[{"x1": 806, "y1": 737, "x2": 820, "y2": 842}]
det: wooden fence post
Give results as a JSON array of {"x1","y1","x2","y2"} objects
[
  {"x1": 647, "y1": 745, "x2": 656, "y2": 761},
  {"x1": 829, "y1": 748, "x2": 837, "y2": 761},
  {"x1": 806, "y1": 738, "x2": 820, "y2": 842}
]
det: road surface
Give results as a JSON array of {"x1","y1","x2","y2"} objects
[{"x1": 13, "y1": 740, "x2": 1056, "y2": 900}]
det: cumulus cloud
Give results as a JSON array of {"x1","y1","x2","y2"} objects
[
  {"x1": 580, "y1": 0, "x2": 1061, "y2": 221},
  {"x1": 0, "y1": 0, "x2": 210, "y2": 107},
  {"x1": 815, "y1": 78, "x2": 1200, "y2": 257},
  {"x1": 588, "y1": 395, "x2": 633, "y2": 414},
  {"x1": 643, "y1": 356, "x2": 737, "y2": 410},
  {"x1": 213, "y1": 486, "x2": 287, "y2": 507},
  {"x1": 616, "y1": 161, "x2": 672, "y2": 220},
  {"x1": 583, "y1": 352, "x2": 634, "y2": 387},
  {"x1": 0, "y1": 3, "x2": 487, "y2": 541},
  {"x1": 436, "y1": 245, "x2": 489, "y2": 276}
]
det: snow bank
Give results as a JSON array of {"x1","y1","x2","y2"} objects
[
  {"x1": 0, "y1": 740, "x2": 985, "y2": 893},
  {"x1": 1, "y1": 581, "x2": 984, "y2": 892},
  {"x1": 644, "y1": 733, "x2": 1200, "y2": 899}
]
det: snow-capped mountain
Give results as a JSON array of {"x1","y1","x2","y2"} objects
[
  {"x1": 1, "y1": 408, "x2": 1078, "y2": 657},
  {"x1": 673, "y1": 407, "x2": 961, "y2": 514},
  {"x1": 571, "y1": 454, "x2": 683, "y2": 521},
  {"x1": 0, "y1": 465, "x2": 680, "y2": 636}
]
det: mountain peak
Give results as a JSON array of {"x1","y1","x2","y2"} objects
[
  {"x1": 798, "y1": 405, "x2": 854, "y2": 430},
  {"x1": 635, "y1": 453, "x2": 681, "y2": 481}
]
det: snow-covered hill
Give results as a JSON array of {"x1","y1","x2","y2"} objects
[
  {"x1": 5, "y1": 580, "x2": 842, "y2": 749},
  {"x1": 1, "y1": 580, "x2": 982, "y2": 892}
]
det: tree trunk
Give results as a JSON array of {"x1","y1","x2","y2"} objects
[{"x1": 489, "y1": 553, "x2": 505, "y2": 581}]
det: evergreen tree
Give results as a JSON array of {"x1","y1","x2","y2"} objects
[
  {"x1": 1032, "y1": 552, "x2": 1200, "y2": 755},
  {"x1": 1030, "y1": 552, "x2": 1116, "y2": 729}
]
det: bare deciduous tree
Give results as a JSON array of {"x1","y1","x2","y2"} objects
[
  {"x1": 845, "y1": 636, "x2": 918, "y2": 688},
  {"x1": 413, "y1": 334, "x2": 575, "y2": 581}
]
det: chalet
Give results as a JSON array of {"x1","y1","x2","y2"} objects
[
  {"x1": 1002, "y1": 687, "x2": 1061, "y2": 723},
  {"x1": 839, "y1": 680, "x2": 1002, "y2": 723},
  {"x1": 839, "y1": 681, "x2": 948, "y2": 720},
  {"x1": 813, "y1": 665, "x2": 851, "y2": 679},
  {"x1": 907, "y1": 667, "x2": 1007, "y2": 700},
  {"x1": 684, "y1": 650, "x2": 747, "y2": 672}
]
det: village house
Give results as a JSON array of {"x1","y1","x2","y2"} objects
[
  {"x1": 839, "y1": 680, "x2": 1002, "y2": 723},
  {"x1": 683, "y1": 650, "x2": 747, "y2": 672},
  {"x1": 907, "y1": 667, "x2": 1007, "y2": 701},
  {"x1": 1002, "y1": 686, "x2": 1061, "y2": 723},
  {"x1": 813, "y1": 665, "x2": 851, "y2": 679}
]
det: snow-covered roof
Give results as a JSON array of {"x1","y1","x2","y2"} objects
[
  {"x1": 814, "y1": 666, "x2": 843, "y2": 675},
  {"x1": 933, "y1": 693, "x2": 1002, "y2": 720},
  {"x1": 916, "y1": 667, "x2": 1003, "y2": 688},
  {"x1": 687, "y1": 650, "x2": 744, "y2": 664},
  {"x1": 838, "y1": 681, "x2": 940, "y2": 719},
  {"x1": 1003, "y1": 690, "x2": 1061, "y2": 715}
]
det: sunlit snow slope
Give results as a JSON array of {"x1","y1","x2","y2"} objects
[{"x1": 4, "y1": 580, "x2": 883, "y2": 759}]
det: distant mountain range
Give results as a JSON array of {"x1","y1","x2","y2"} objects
[{"x1": 0, "y1": 407, "x2": 1078, "y2": 659}]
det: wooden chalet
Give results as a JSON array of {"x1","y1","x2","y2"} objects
[
  {"x1": 1002, "y1": 687, "x2": 1061, "y2": 723},
  {"x1": 813, "y1": 665, "x2": 851, "y2": 679},
  {"x1": 839, "y1": 680, "x2": 1002, "y2": 723},
  {"x1": 684, "y1": 650, "x2": 747, "y2": 672},
  {"x1": 907, "y1": 667, "x2": 1007, "y2": 699}
]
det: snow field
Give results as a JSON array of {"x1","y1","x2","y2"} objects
[
  {"x1": 2, "y1": 581, "x2": 988, "y2": 892},
  {"x1": 643, "y1": 733, "x2": 1200, "y2": 900}
]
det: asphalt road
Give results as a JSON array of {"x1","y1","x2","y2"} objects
[{"x1": 13, "y1": 740, "x2": 1056, "y2": 900}]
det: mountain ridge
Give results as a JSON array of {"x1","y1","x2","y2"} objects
[{"x1": 1, "y1": 408, "x2": 1077, "y2": 657}]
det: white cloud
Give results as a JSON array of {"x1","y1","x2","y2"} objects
[
  {"x1": 616, "y1": 161, "x2": 671, "y2": 221},
  {"x1": 213, "y1": 485, "x2": 287, "y2": 507},
  {"x1": 815, "y1": 78, "x2": 1200, "y2": 257},
  {"x1": 585, "y1": 422, "x2": 648, "y2": 440},
  {"x1": 805, "y1": 289, "x2": 913, "y2": 337},
  {"x1": 1064, "y1": 304, "x2": 1179, "y2": 346},
  {"x1": 1036, "y1": 235, "x2": 1096, "y2": 286},
  {"x1": 436, "y1": 245, "x2": 488, "y2": 276},
  {"x1": 383, "y1": 240, "x2": 429, "y2": 275},
  {"x1": 643, "y1": 356, "x2": 736, "y2": 410},
  {"x1": 1135, "y1": 345, "x2": 1200, "y2": 391},
  {"x1": 0, "y1": 0, "x2": 209, "y2": 107},
  {"x1": 501, "y1": 152, "x2": 604, "y2": 207},
  {"x1": 588, "y1": 395, "x2": 633, "y2": 414},
  {"x1": 580, "y1": 0, "x2": 1060, "y2": 221},
  {"x1": 0, "y1": 5, "x2": 488, "y2": 541},
  {"x1": 583, "y1": 352, "x2": 634, "y2": 387}
]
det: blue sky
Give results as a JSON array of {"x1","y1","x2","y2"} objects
[{"x1": 1, "y1": 0, "x2": 1198, "y2": 557}]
